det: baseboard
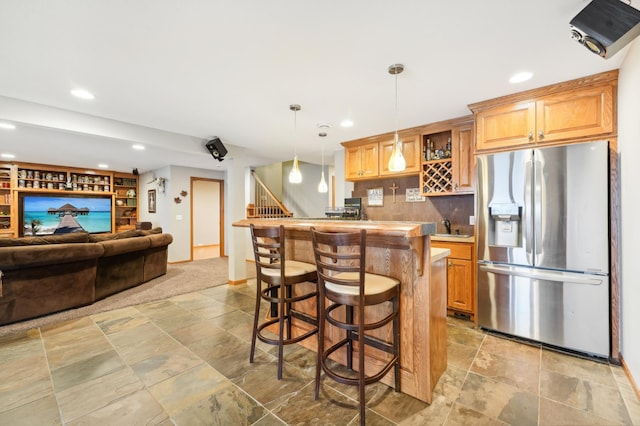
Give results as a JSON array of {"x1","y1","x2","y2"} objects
[
  {"x1": 228, "y1": 278, "x2": 247, "y2": 286},
  {"x1": 621, "y1": 355, "x2": 640, "y2": 401}
]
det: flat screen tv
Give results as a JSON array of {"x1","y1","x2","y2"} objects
[{"x1": 19, "y1": 194, "x2": 112, "y2": 236}]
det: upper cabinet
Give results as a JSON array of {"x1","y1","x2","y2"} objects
[
  {"x1": 379, "y1": 133, "x2": 421, "y2": 176},
  {"x1": 420, "y1": 116, "x2": 475, "y2": 196},
  {"x1": 343, "y1": 131, "x2": 420, "y2": 181},
  {"x1": 470, "y1": 70, "x2": 617, "y2": 153},
  {"x1": 345, "y1": 141, "x2": 379, "y2": 180}
]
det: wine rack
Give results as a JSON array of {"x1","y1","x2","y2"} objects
[{"x1": 422, "y1": 159, "x2": 453, "y2": 194}]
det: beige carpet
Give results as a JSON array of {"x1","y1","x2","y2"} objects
[{"x1": 0, "y1": 257, "x2": 251, "y2": 337}]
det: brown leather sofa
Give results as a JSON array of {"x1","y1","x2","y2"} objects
[{"x1": 0, "y1": 229, "x2": 173, "y2": 326}]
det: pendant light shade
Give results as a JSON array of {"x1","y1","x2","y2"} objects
[
  {"x1": 388, "y1": 64, "x2": 406, "y2": 172},
  {"x1": 318, "y1": 124, "x2": 329, "y2": 193},
  {"x1": 318, "y1": 170, "x2": 328, "y2": 193},
  {"x1": 288, "y1": 104, "x2": 302, "y2": 183}
]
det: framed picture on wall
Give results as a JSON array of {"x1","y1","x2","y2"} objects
[
  {"x1": 148, "y1": 189, "x2": 156, "y2": 213},
  {"x1": 367, "y1": 187, "x2": 384, "y2": 206}
]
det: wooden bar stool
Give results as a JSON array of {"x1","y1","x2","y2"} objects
[
  {"x1": 310, "y1": 227, "x2": 400, "y2": 425},
  {"x1": 249, "y1": 224, "x2": 318, "y2": 379}
]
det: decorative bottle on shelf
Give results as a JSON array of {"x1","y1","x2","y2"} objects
[
  {"x1": 426, "y1": 138, "x2": 432, "y2": 161},
  {"x1": 445, "y1": 137, "x2": 452, "y2": 158}
]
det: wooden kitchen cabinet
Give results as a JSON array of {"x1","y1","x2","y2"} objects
[
  {"x1": 421, "y1": 116, "x2": 475, "y2": 196},
  {"x1": 471, "y1": 71, "x2": 616, "y2": 153},
  {"x1": 345, "y1": 142, "x2": 379, "y2": 180},
  {"x1": 431, "y1": 240, "x2": 476, "y2": 319},
  {"x1": 344, "y1": 131, "x2": 421, "y2": 181},
  {"x1": 379, "y1": 133, "x2": 421, "y2": 176}
]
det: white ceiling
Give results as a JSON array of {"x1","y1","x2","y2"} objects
[{"x1": 0, "y1": 0, "x2": 633, "y2": 174}]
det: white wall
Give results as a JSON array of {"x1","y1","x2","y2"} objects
[
  {"x1": 619, "y1": 39, "x2": 640, "y2": 387},
  {"x1": 282, "y1": 160, "x2": 328, "y2": 218},
  {"x1": 139, "y1": 165, "x2": 225, "y2": 262}
]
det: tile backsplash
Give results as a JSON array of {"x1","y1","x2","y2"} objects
[{"x1": 351, "y1": 175, "x2": 475, "y2": 235}]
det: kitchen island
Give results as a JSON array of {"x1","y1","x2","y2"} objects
[{"x1": 232, "y1": 219, "x2": 447, "y2": 404}]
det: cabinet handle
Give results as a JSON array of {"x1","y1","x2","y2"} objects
[
  {"x1": 538, "y1": 130, "x2": 544, "y2": 139},
  {"x1": 454, "y1": 183, "x2": 458, "y2": 191},
  {"x1": 448, "y1": 262, "x2": 453, "y2": 268},
  {"x1": 528, "y1": 132, "x2": 533, "y2": 141}
]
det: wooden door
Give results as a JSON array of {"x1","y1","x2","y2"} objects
[
  {"x1": 452, "y1": 125, "x2": 474, "y2": 193},
  {"x1": 536, "y1": 84, "x2": 614, "y2": 143},
  {"x1": 359, "y1": 143, "x2": 379, "y2": 179},
  {"x1": 447, "y1": 258, "x2": 473, "y2": 313},
  {"x1": 379, "y1": 134, "x2": 420, "y2": 176},
  {"x1": 345, "y1": 145, "x2": 363, "y2": 180},
  {"x1": 475, "y1": 101, "x2": 536, "y2": 151}
]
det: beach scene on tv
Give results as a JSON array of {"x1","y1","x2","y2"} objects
[{"x1": 23, "y1": 196, "x2": 112, "y2": 235}]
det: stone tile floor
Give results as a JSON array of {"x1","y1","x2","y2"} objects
[{"x1": 0, "y1": 281, "x2": 638, "y2": 425}]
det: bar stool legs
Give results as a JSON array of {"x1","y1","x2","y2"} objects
[
  {"x1": 249, "y1": 224, "x2": 318, "y2": 380},
  {"x1": 311, "y1": 227, "x2": 400, "y2": 425}
]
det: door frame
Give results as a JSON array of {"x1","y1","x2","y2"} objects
[{"x1": 190, "y1": 177, "x2": 225, "y2": 260}]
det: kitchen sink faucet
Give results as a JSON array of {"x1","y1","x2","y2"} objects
[{"x1": 442, "y1": 218, "x2": 452, "y2": 234}]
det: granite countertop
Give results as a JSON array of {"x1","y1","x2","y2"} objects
[{"x1": 233, "y1": 218, "x2": 437, "y2": 238}]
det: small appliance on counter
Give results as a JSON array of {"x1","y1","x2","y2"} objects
[{"x1": 324, "y1": 197, "x2": 362, "y2": 220}]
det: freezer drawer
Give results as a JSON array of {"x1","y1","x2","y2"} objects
[{"x1": 477, "y1": 263, "x2": 610, "y2": 357}]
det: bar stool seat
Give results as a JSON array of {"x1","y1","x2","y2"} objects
[
  {"x1": 249, "y1": 224, "x2": 318, "y2": 380},
  {"x1": 310, "y1": 227, "x2": 400, "y2": 426}
]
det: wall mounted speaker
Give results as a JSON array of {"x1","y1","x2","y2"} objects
[
  {"x1": 205, "y1": 137, "x2": 228, "y2": 161},
  {"x1": 570, "y1": 0, "x2": 640, "y2": 58}
]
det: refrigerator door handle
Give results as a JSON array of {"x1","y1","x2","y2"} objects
[
  {"x1": 524, "y1": 159, "x2": 534, "y2": 261},
  {"x1": 479, "y1": 264, "x2": 604, "y2": 286},
  {"x1": 534, "y1": 160, "x2": 543, "y2": 257}
]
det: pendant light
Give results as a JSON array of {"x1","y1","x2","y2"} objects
[
  {"x1": 388, "y1": 63, "x2": 406, "y2": 172},
  {"x1": 288, "y1": 104, "x2": 303, "y2": 183},
  {"x1": 317, "y1": 124, "x2": 330, "y2": 193}
]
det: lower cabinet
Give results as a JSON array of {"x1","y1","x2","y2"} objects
[{"x1": 431, "y1": 240, "x2": 476, "y2": 320}]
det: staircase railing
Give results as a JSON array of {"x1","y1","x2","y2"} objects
[{"x1": 247, "y1": 171, "x2": 293, "y2": 218}]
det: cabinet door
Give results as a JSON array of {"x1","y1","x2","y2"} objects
[
  {"x1": 345, "y1": 145, "x2": 364, "y2": 180},
  {"x1": 447, "y1": 258, "x2": 474, "y2": 313},
  {"x1": 379, "y1": 134, "x2": 420, "y2": 176},
  {"x1": 452, "y1": 125, "x2": 474, "y2": 193},
  {"x1": 536, "y1": 84, "x2": 613, "y2": 143},
  {"x1": 475, "y1": 101, "x2": 536, "y2": 151},
  {"x1": 359, "y1": 143, "x2": 379, "y2": 179}
]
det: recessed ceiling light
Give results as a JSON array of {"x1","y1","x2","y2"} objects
[
  {"x1": 132, "y1": 144, "x2": 145, "y2": 150},
  {"x1": 0, "y1": 122, "x2": 16, "y2": 130},
  {"x1": 71, "y1": 89, "x2": 95, "y2": 100},
  {"x1": 98, "y1": 164, "x2": 109, "y2": 169},
  {"x1": 340, "y1": 119, "x2": 354, "y2": 128},
  {"x1": 509, "y1": 72, "x2": 533, "y2": 84},
  {"x1": 1, "y1": 153, "x2": 15, "y2": 159}
]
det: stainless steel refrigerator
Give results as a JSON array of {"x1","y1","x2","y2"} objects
[{"x1": 476, "y1": 140, "x2": 610, "y2": 358}]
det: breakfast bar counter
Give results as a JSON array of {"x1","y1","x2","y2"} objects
[{"x1": 232, "y1": 218, "x2": 447, "y2": 404}]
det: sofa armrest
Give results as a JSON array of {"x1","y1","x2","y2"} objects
[
  {"x1": 99, "y1": 237, "x2": 151, "y2": 257},
  {"x1": 147, "y1": 233, "x2": 173, "y2": 248},
  {"x1": 0, "y1": 243, "x2": 104, "y2": 270}
]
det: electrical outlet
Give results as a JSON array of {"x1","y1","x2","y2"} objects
[{"x1": 469, "y1": 215, "x2": 475, "y2": 225}]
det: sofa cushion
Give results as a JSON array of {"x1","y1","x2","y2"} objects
[
  {"x1": 89, "y1": 229, "x2": 140, "y2": 242},
  {"x1": 0, "y1": 232, "x2": 90, "y2": 247},
  {"x1": 139, "y1": 227, "x2": 163, "y2": 236},
  {"x1": 0, "y1": 243, "x2": 104, "y2": 269}
]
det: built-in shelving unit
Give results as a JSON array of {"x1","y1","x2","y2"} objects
[
  {"x1": 0, "y1": 163, "x2": 138, "y2": 237},
  {"x1": 0, "y1": 164, "x2": 13, "y2": 236},
  {"x1": 113, "y1": 174, "x2": 138, "y2": 230}
]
